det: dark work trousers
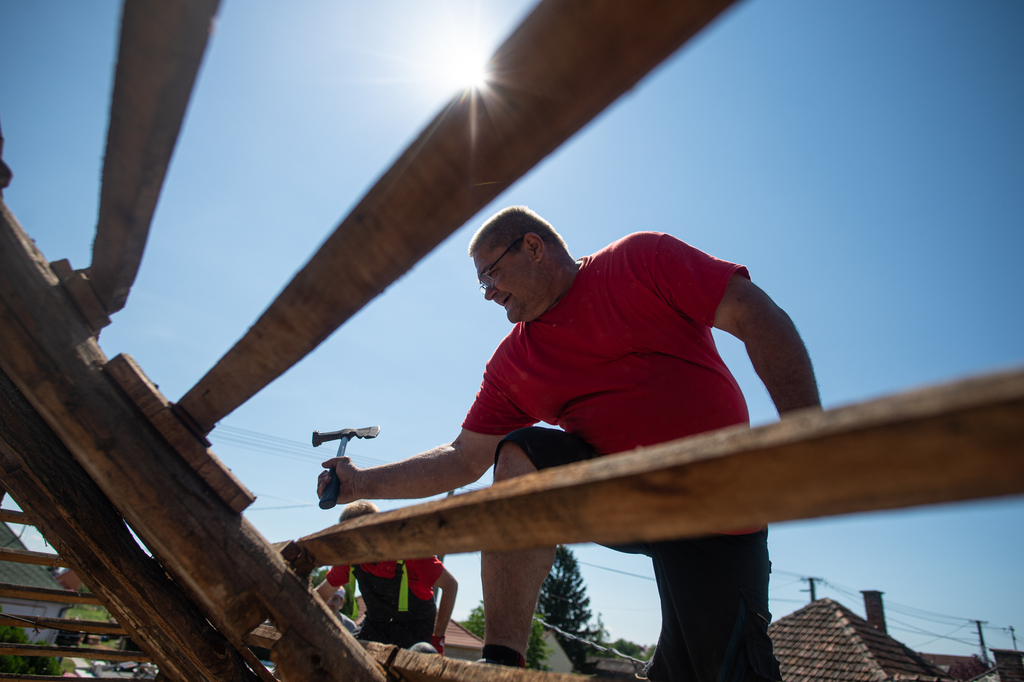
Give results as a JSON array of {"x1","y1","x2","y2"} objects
[{"x1": 499, "y1": 426, "x2": 782, "y2": 682}]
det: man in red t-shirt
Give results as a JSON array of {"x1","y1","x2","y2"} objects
[
  {"x1": 318, "y1": 207, "x2": 820, "y2": 681},
  {"x1": 315, "y1": 501, "x2": 459, "y2": 653}
]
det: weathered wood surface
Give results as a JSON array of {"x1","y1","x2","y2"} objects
[
  {"x1": 297, "y1": 368, "x2": 1024, "y2": 565},
  {"x1": 0, "y1": 671, "x2": 138, "y2": 675},
  {"x1": 0, "y1": 202, "x2": 384, "y2": 682},
  {"x1": 0, "y1": 546, "x2": 66, "y2": 568},
  {"x1": 249, "y1": 627, "x2": 580, "y2": 682},
  {"x1": 0, "y1": 582, "x2": 100, "y2": 606},
  {"x1": 0, "y1": 642, "x2": 150, "y2": 662},
  {"x1": 177, "y1": 0, "x2": 739, "y2": 434},
  {"x1": 0, "y1": 370, "x2": 259, "y2": 682},
  {"x1": 0, "y1": 509, "x2": 32, "y2": 526},
  {"x1": 0, "y1": 614, "x2": 125, "y2": 635},
  {"x1": 366, "y1": 642, "x2": 580, "y2": 682},
  {"x1": 104, "y1": 353, "x2": 254, "y2": 512},
  {"x1": 48, "y1": 260, "x2": 111, "y2": 335},
  {"x1": 90, "y1": 0, "x2": 221, "y2": 315}
]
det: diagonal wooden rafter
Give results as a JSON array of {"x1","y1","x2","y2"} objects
[
  {"x1": 0, "y1": 200, "x2": 383, "y2": 682},
  {"x1": 89, "y1": 0, "x2": 220, "y2": 316},
  {"x1": 177, "y1": 0, "x2": 740, "y2": 434},
  {"x1": 0, "y1": 370, "x2": 260, "y2": 682},
  {"x1": 295, "y1": 368, "x2": 1024, "y2": 566}
]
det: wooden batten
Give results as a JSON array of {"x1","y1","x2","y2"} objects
[
  {"x1": 0, "y1": 642, "x2": 150, "y2": 663},
  {"x1": 0, "y1": 614, "x2": 125, "y2": 636},
  {"x1": 90, "y1": 0, "x2": 222, "y2": 315},
  {"x1": 0, "y1": 201, "x2": 384, "y2": 682},
  {"x1": 0, "y1": 546, "x2": 66, "y2": 568},
  {"x1": 0, "y1": 509, "x2": 32, "y2": 526},
  {"x1": 297, "y1": 368, "x2": 1024, "y2": 566},
  {"x1": 248, "y1": 626, "x2": 581, "y2": 682},
  {"x1": 47, "y1": 260, "x2": 110, "y2": 335},
  {"x1": 0, "y1": 369, "x2": 260, "y2": 682},
  {"x1": 177, "y1": 0, "x2": 739, "y2": 434},
  {"x1": 104, "y1": 353, "x2": 255, "y2": 513},
  {"x1": 0, "y1": 582, "x2": 100, "y2": 606}
]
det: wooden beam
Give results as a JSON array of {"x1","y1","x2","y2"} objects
[
  {"x1": 176, "y1": 0, "x2": 739, "y2": 433},
  {"x1": 0, "y1": 676, "x2": 126, "y2": 682},
  {"x1": 104, "y1": 353, "x2": 254, "y2": 512},
  {"x1": 0, "y1": 642, "x2": 149, "y2": 662},
  {"x1": 90, "y1": 0, "x2": 220, "y2": 315},
  {"x1": 295, "y1": 368, "x2": 1024, "y2": 565},
  {"x1": 0, "y1": 509, "x2": 32, "y2": 526},
  {"x1": 368, "y1": 642, "x2": 581, "y2": 682},
  {"x1": 0, "y1": 203, "x2": 385, "y2": 682},
  {"x1": 0, "y1": 582, "x2": 100, "y2": 606},
  {"x1": 248, "y1": 627, "x2": 581, "y2": 682},
  {"x1": 0, "y1": 371, "x2": 259, "y2": 682},
  {"x1": 0, "y1": 546, "x2": 66, "y2": 568},
  {"x1": 0, "y1": 614, "x2": 125, "y2": 636}
]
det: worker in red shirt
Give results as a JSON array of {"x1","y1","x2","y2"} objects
[{"x1": 315, "y1": 501, "x2": 458, "y2": 654}]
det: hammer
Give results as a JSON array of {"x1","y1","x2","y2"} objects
[{"x1": 313, "y1": 426, "x2": 380, "y2": 510}]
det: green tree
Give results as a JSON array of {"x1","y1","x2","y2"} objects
[
  {"x1": 0, "y1": 619, "x2": 61, "y2": 676},
  {"x1": 537, "y1": 545, "x2": 605, "y2": 672},
  {"x1": 460, "y1": 602, "x2": 550, "y2": 670}
]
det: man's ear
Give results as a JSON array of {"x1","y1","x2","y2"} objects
[{"x1": 523, "y1": 232, "x2": 545, "y2": 261}]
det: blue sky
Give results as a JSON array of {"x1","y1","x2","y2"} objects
[{"x1": 1, "y1": 0, "x2": 1022, "y2": 656}]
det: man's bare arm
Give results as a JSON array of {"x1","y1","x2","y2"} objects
[
  {"x1": 432, "y1": 567, "x2": 459, "y2": 639},
  {"x1": 713, "y1": 274, "x2": 821, "y2": 414},
  {"x1": 318, "y1": 428, "x2": 502, "y2": 504}
]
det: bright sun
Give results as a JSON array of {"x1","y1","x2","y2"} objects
[{"x1": 434, "y1": 42, "x2": 490, "y2": 92}]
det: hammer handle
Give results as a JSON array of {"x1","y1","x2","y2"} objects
[{"x1": 319, "y1": 469, "x2": 341, "y2": 510}]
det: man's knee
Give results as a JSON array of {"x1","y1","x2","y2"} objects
[{"x1": 494, "y1": 441, "x2": 537, "y2": 482}]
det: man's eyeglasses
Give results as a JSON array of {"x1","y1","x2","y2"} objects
[{"x1": 478, "y1": 237, "x2": 524, "y2": 294}]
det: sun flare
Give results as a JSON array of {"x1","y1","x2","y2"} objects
[{"x1": 433, "y1": 42, "x2": 490, "y2": 92}]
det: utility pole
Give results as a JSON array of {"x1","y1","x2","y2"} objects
[
  {"x1": 974, "y1": 620, "x2": 990, "y2": 666},
  {"x1": 800, "y1": 577, "x2": 823, "y2": 603},
  {"x1": 1009, "y1": 625, "x2": 1017, "y2": 650}
]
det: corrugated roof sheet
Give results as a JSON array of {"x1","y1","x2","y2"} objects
[{"x1": 768, "y1": 598, "x2": 954, "y2": 682}]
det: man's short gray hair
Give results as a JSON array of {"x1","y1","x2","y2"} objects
[
  {"x1": 339, "y1": 500, "x2": 379, "y2": 523},
  {"x1": 468, "y1": 206, "x2": 571, "y2": 258}
]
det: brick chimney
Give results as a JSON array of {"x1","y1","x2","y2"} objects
[
  {"x1": 991, "y1": 649, "x2": 1024, "y2": 682},
  {"x1": 861, "y1": 590, "x2": 887, "y2": 633}
]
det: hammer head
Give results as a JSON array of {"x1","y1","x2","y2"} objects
[{"x1": 312, "y1": 426, "x2": 380, "y2": 447}]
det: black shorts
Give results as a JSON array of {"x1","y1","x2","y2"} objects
[{"x1": 496, "y1": 427, "x2": 782, "y2": 682}]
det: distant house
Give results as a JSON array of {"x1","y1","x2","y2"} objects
[
  {"x1": 0, "y1": 522, "x2": 75, "y2": 645},
  {"x1": 442, "y1": 620, "x2": 484, "y2": 662},
  {"x1": 768, "y1": 593, "x2": 954, "y2": 682},
  {"x1": 541, "y1": 630, "x2": 573, "y2": 673},
  {"x1": 961, "y1": 649, "x2": 1024, "y2": 682}
]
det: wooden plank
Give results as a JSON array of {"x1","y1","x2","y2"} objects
[
  {"x1": 0, "y1": 676, "x2": 146, "y2": 682},
  {"x1": 0, "y1": 614, "x2": 125, "y2": 636},
  {"x1": 176, "y1": 0, "x2": 739, "y2": 434},
  {"x1": 295, "y1": 368, "x2": 1024, "y2": 566},
  {"x1": 0, "y1": 546, "x2": 66, "y2": 568},
  {"x1": 0, "y1": 370, "x2": 260, "y2": 682},
  {"x1": 0, "y1": 642, "x2": 149, "y2": 662},
  {"x1": 248, "y1": 627, "x2": 579, "y2": 682},
  {"x1": 0, "y1": 509, "x2": 32, "y2": 526},
  {"x1": 0, "y1": 582, "x2": 100, "y2": 606},
  {"x1": 90, "y1": 0, "x2": 221, "y2": 315},
  {"x1": 364, "y1": 642, "x2": 581, "y2": 682},
  {"x1": 0, "y1": 203, "x2": 385, "y2": 682},
  {"x1": 104, "y1": 353, "x2": 254, "y2": 512}
]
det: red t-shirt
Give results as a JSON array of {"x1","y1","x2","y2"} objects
[
  {"x1": 463, "y1": 232, "x2": 750, "y2": 454},
  {"x1": 326, "y1": 557, "x2": 444, "y2": 601}
]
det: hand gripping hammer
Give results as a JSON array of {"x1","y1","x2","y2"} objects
[{"x1": 313, "y1": 426, "x2": 380, "y2": 510}]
